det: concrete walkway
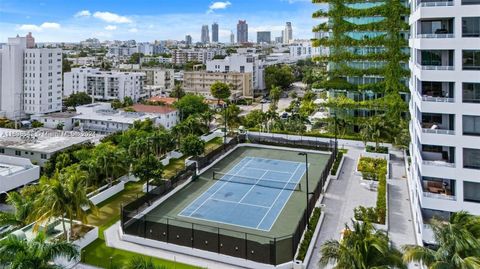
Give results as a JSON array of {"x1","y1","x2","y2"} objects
[
  {"x1": 308, "y1": 147, "x2": 377, "y2": 269},
  {"x1": 104, "y1": 222, "x2": 243, "y2": 269}
]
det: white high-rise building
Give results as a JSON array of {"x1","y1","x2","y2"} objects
[
  {"x1": 64, "y1": 67, "x2": 146, "y2": 102},
  {"x1": 0, "y1": 33, "x2": 62, "y2": 120},
  {"x1": 283, "y1": 22, "x2": 293, "y2": 44},
  {"x1": 408, "y1": 0, "x2": 480, "y2": 245}
]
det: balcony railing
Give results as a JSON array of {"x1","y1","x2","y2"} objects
[
  {"x1": 421, "y1": 95, "x2": 455, "y2": 103},
  {"x1": 418, "y1": 1, "x2": 453, "y2": 7},
  {"x1": 419, "y1": 64, "x2": 454, "y2": 70},
  {"x1": 417, "y1": 33, "x2": 454, "y2": 38},
  {"x1": 422, "y1": 159, "x2": 456, "y2": 167},
  {"x1": 422, "y1": 128, "x2": 455, "y2": 135},
  {"x1": 423, "y1": 191, "x2": 456, "y2": 200}
]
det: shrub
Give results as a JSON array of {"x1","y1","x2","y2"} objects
[
  {"x1": 296, "y1": 208, "x2": 321, "y2": 261},
  {"x1": 330, "y1": 151, "x2": 344, "y2": 175},
  {"x1": 366, "y1": 145, "x2": 388, "y2": 154},
  {"x1": 376, "y1": 173, "x2": 387, "y2": 224},
  {"x1": 357, "y1": 157, "x2": 387, "y2": 181},
  {"x1": 354, "y1": 206, "x2": 378, "y2": 223}
]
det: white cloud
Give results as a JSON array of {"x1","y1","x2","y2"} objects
[
  {"x1": 18, "y1": 22, "x2": 60, "y2": 31},
  {"x1": 18, "y1": 24, "x2": 42, "y2": 31},
  {"x1": 105, "y1": 25, "x2": 117, "y2": 31},
  {"x1": 93, "y1": 11, "x2": 132, "y2": 23},
  {"x1": 75, "y1": 10, "x2": 91, "y2": 17},
  {"x1": 207, "y1": 1, "x2": 231, "y2": 13},
  {"x1": 128, "y1": 28, "x2": 138, "y2": 33},
  {"x1": 40, "y1": 22, "x2": 60, "y2": 29}
]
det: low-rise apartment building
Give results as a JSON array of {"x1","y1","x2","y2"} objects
[
  {"x1": 0, "y1": 155, "x2": 40, "y2": 193},
  {"x1": 183, "y1": 71, "x2": 253, "y2": 99}
]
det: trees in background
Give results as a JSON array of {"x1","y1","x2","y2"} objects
[
  {"x1": 174, "y1": 94, "x2": 209, "y2": 120},
  {"x1": 210, "y1": 82, "x2": 231, "y2": 105},
  {"x1": 132, "y1": 154, "x2": 164, "y2": 187},
  {"x1": 128, "y1": 53, "x2": 144, "y2": 64},
  {"x1": 265, "y1": 64, "x2": 294, "y2": 90},
  {"x1": 63, "y1": 92, "x2": 92, "y2": 107},
  {"x1": 170, "y1": 84, "x2": 185, "y2": 99},
  {"x1": 179, "y1": 134, "x2": 205, "y2": 158}
]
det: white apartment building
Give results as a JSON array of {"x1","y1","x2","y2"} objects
[
  {"x1": 408, "y1": 0, "x2": 480, "y2": 244},
  {"x1": 206, "y1": 54, "x2": 266, "y2": 91},
  {"x1": 0, "y1": 33, "x2": 62, "y2": 120},
  {"x1": 64, "y1": 67, "x2": 146, "y2": 102},
  {"x1": 289, "y1": 41, "x2": 315, "y2": 60},
  {"x1": 115, "y1": 65, "x2": 174, "y2": 97},
  {"x1": 66, "y1": 56, "x2": 99, "y2": 66},
  {"x1": 0, "y1": 155, "x2": 40, "y2": 193},
  {"x1": 172, "y1": 48, "x2": 226, "y2": 65},
  {"x1": 183, "y1": 71, "x2": 253, "y2": 99}
]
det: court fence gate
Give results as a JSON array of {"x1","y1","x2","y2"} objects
[{"x1": 121, "y1": 134, "x2": 337, "y2": 265}]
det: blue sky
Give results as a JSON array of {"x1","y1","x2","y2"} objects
[{"x1": 0, "y1": 0, "x2": 324, "y2": 43}]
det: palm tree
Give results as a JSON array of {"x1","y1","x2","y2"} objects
[
  {"x1": 320, "y1": 221, "x2": 405, "y2": 269},
  {"x1": 200, "y1": 109, "x2": 215, "y2": 131},
  {"x1": 403, "y1": 211, "x2": 480, "y2": 269},
  {"x1": 0, "y1": 232, "x2": 78, "y2": 269},
  {"x1": 0, "y1": 192, "x2": 35, "y2": 229},
  {"x1": 269, "y1": 85, "x2": 282, "y2": 107}
]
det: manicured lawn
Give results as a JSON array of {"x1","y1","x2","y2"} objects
[
  {"x1": 82, "y1": 157, "x2": 200, "y2": 268},
  {"x1": 204, "y1": 137, "x2": 223, "y2": 154},
  {"x1": 82, "y1": 238, "x2": 200, "y2": 269}
]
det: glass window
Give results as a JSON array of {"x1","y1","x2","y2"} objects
[
  {"x1": 463, "y1": 116, "x2": 480, "y2": 136},
  {"x1": 464, "y1": 148, "x2": 480, "y2": 169},
  {"x1": 462, "y1": 0, "x2": 480, "y2": 5},
  {"x1": 463, "y1": 83, "x2": 480, "y2": 103},
  {"x1": 462, "y1": 17, "x2": 480, "y2": 37},
  {"x1": 15, "y1": 151, "x2": 21, "y2": 156},
  {"x1": 464, "y1": 181, "x2": 480, "y2": 203},
  {"x1": 463, "y1": 50, "x2": 480, "y2": 70}
]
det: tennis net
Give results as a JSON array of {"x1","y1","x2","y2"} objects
[{"x1": 212, "y1": 171, "x2": 301, "y2": 191}]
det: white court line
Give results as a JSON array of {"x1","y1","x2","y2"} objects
[
  {"x1": 250, "y1": 156, "x2": 306, "y2": 165},
  {"x1": 256, "y1": 163, "x2": 306, "y2": 230},
  {"x1": 207, "y1": 197, "x2": 271, "y2": 209},
  {"x1": 178, "y1": 157, "x2": 252, "y2": 217},
  {"x1": 247, "y1": 166, "x2": 292, "y2": 175},
  {"x1": 182, "y1": 211, "x2": 272, "y2": 232},
  {"x1": 237, "y1": 170, "x2": 268, "y2": 204}
]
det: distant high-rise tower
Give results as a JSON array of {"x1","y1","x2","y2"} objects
[
  {"x1": 230, "y1": 32, "x2": 235, "y2": 44},
  {"x1": 185, "y1": 35, "x2": 192, "y2": 46},
  {"x1": 283, "y1": 22, "x2": 293, "y2": 43},
  {"x1": 257, "y1": 31, "x2": 271, "y2": 44},
  {"x1": 237, "y1": 20, "x2": 248, "y2": 44},
  {"x1": 212, "y1": 22, "x2": 219, "y2": 43},
  {"x1": 26, "y1": 32, "x2": 35, "y2": 48},
  {"x1": 201, "y1": 25, "x2": 210, "y2": 44}
]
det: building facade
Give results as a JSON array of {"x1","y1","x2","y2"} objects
[
  {"x1": 201, "y1": 25, "x2": 210, "y2": 44},
  {"x1": 283, "y1": 22, "x2": 293, "y2": 44},
  {"x1": 0, "y1": 33, "x2": 62, "y2": 120},
  {"x1": 185, "y1": 35, "x2": 192, "y2": 46},
  {"x1": 64, "y1": 67, "x2": 146, "y2": 102},
  {"x1": 237, "y1": 20, "x2": 248, "y2": 44},
  {"x1": 183, "y1": 71, "x2": 253, "y2": 99},
  {"x1": 212, "y1": 23, "x2": 219, "y2": 43},
  {"x1": 257, "y1": 31, "x2": 271, "y2": 44},
  {"x1": 407, "y1": 0, "x2": 480, "y2": 244}
]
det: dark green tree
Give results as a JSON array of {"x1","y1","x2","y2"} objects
[
  {"x1": 174, "y1": 94, "x2": 208, "y2": 120},
  {"x1": 265, "y1": 64, "x2": 294, "y2": 90},
  {"x1": 64, "y1": 92, "x2": 92, "y2": 107},
  {"x1": 179, "y1": 134, "x2": 205, "y2": 158},
  {"x1": 210, "y1": 81, "x2": 231, "y2": 104}
]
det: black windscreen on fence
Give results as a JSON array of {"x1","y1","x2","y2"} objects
[{"x1": 121, "y1": 134, "x2": 337, "y2": 266}]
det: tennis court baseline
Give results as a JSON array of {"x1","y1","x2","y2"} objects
[{"x1": 178, "y1": 157, "x2": 307, "y2": 231}]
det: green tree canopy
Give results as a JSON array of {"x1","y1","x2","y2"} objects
[
  {"x1": 174, "y1": 94, "x2": 209, "y2": 120},
  {"x1": 179, "y1": 134, "x2": 205, "y2": 158},
  {"x1": 128, "y1": 53, "x2": 144, "y2": 64},
  {"x1": 170, "y1": 84, "x2": 185, "y2": 99},
  {"x1": 210, "y1": 81, "x2": 231, "y2": 104},
  {"x1": 64, "y1": 92, "x2": 92, "y2": 107},
  {"x1": 132, "y1": 154, "x2": 164, "y2": 186},
  {"x1": 265, "y1": 64, "x2": 294, "y2": 90}
]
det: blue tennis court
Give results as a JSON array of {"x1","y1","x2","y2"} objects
[{"x1": 178, "y1": 157, "x2": 307, "y2": 231}]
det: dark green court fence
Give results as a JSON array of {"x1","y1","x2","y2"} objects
[{"x1": 121, "y1": 135, "x2": 337, "y2": 265}]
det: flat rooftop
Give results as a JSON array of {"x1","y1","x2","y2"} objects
[
  {"x1": 0, "y1": 163, "x2": 26, "y2": 177},
  {"x1": 38, "y1": 111, "x2": 78, "y2": 119},
  {"x1": 0, "y1": 128, "x2": 99, "y2": 153},
  {"x1": 73, "y1": 109, "x2": 159, "y2": 124}
]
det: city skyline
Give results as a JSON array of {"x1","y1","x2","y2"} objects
[{"x1": 0, "y1": 0, "x2": 319, "y2": 43}]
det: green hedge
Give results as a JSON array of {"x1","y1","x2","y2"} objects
[
  {"x1": 296, "y1": 208, "x2": 321, "y2": 261},
  {"x1": 366, "y1": 145, "x2": 389, "y2": 154},
  {"x1": 330, "y1": 151, "x2": 344, "y2": 176},
  {"x1": 354, "y1": 161, "x2": 387, "y2": 224},
  {"x1": 357, "y1": 157, "x2": 387, "y2": 181}
]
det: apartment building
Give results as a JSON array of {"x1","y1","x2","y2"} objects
[
  {"x1": 64, "y1": 67, "x2": 146, "y2": 102},
  {"x1": 171, "y1": 48, "x2": 225, "y2": 65},
  {"x1": 0, "y1": 33, "x2": 62, "y2": 120},
  {"x1": 408, "y1": 0, "x2": 480, "y2": 244},
  {"x1": 206, "y1": 54, "x2": 266, "y2": 91},
  {"x1": 183, "y1": 71, "x2": 253, "y2": 99},
  {"x1": 115, "y1": 64, "x2": 174, "y2": 96}
]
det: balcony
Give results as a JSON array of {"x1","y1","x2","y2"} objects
[
  {"x1": 417, "y1": 49, "x2": 454, "y2": 70},
  {"x1": 420, "y1": 113, "x2": 455, "y2": 135},
  {"x1": 421, "y1": 145, "x2": 455, "y2": 167},
  {"x1": 422, "y1": 177, "x2": 456, "y2": 200},
  {"x1": 417, "y1": 0, "x2": 453, "y2": 8},
  {"x1": 417, "y1": 18, "x2": 454, "y2": 39},
  {"x1": 418, "y1": 81, "x2": 455, "y2": 103}
]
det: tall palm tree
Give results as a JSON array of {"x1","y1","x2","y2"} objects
[
  {"x1": 0, "y1": 192, "x2": 35, "y2": 229},
  {"x1": 403, "y1": 211, "x2": 480, "y2": 269},
  {"x1": 0, "y1": 232, "x2": 78, "y2": 269},
  {"x1": 320, "y1": 221, "x2": 405, "y2": 269}
]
